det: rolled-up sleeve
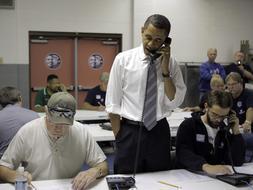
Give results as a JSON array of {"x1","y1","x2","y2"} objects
[
  {"x1": 164, "y1": 58, "x2": 186, "y2": 109},
  {"x1": 105, "y1": 54, "x2": 123, "y2": 114}
]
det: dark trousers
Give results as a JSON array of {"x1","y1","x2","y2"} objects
[{"x1": 114, "y1": 118, "x2": 171, "y2": 174}]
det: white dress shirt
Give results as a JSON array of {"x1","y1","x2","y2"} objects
[{"x1": 106, "y1": 45, "x2": 186, "y2": 122}]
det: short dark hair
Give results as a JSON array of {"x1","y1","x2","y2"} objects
[
  {"x1": 207, "y1": 91, "x2": 233, "y2": 109},
  {"x1": 0, "y1": 86, "x2": 21, "y2": 108},
  {"x1": 47, "y1": 74, "x2": 59, "y2": 82},
  {"x1": 144, "y1": 14, "x2": 171, "y2": 35}
]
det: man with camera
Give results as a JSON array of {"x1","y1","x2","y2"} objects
[{"x1": 225, "y1": 51, "x2": 253, "y2": 84}]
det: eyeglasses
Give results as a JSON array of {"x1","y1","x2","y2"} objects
[
  {"x1": 208, "y1": 110, "x2": 228, "y2": 120},
  {"x1": 226, "y1": 82, "x2": 239, "y2": 87},
  {"x1": 48, "y1": 107, "x2": 75, "y2": 119}
]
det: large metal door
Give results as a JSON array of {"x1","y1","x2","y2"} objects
[
  {"x1": 30, "y1": 38, "x2": 75, "y2": 110},
  {"x1": 77, "y1": 38, "x2": 119, "y2": 108},
  {"x1": 29, "y1": 33, "x2": 121, "y2": 110}
]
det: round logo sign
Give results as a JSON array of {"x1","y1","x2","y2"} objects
[
  {"x1": 45, "y1": 53, "x2": 61, "y2": 69},
  {"x1": 88, "y1": 54, "x2": 103, "y2": 69}
]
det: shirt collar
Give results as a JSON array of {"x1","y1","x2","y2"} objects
[
  {"x1": 138, "y1": 44, "x2": 163, "y2": 65},
  {"x1": 138, "y1": 44, "x2": 149, "y2": 61}
]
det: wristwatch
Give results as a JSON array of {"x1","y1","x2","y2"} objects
[{"x1": 162, "y1": 72, "x2": 171, "y2": 78}]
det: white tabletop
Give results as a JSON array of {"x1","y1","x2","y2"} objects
[
  {"x1": 84, "y1": 124, "x2": 115, "y2": 141},
  {"x1": 38, "y1": 110, "x2": 189, "y2": 140},
  {"x1": 167, "y1": 110, "x2": 192, "y2": 137},
  {"x1": 85, "y1": 111, "x2": 191, "y2": 141},
  {"x1": 2, "y1": 163, "x2": 253, "y2": 190}
]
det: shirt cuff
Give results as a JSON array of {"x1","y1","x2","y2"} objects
[{"x1": 105, "y1": 104, "x2": 121, "y2": 115}]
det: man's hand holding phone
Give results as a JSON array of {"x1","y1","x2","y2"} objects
[
  {"x1": 160, "y1": 37, "x2": 172, "y2": 75},
  {"x1": 227, "y1": 110, "x2": 240, "y2": 135},
  {"x1": 57, "y1": 84, "x2": 67, "y2": 92}
]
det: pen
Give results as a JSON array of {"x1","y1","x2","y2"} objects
[{"x1": 158, "y1": 181, "x2": 181, "y2": 189}]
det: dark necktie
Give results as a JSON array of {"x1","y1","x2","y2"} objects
[{"x1": 143, "y1": 57, "x2": 157, "y2": 131}]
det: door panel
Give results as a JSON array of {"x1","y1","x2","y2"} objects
[
  {"x1": 77, "y1": 38, "x2": 119, "y2": 108},
  {"x1": 30, "y1": 39, "x2": 75, "y2": 110}
]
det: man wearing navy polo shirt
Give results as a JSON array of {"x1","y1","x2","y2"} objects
[{"x1": 226, "y1": 72, "x2": 253, "y2": 162}]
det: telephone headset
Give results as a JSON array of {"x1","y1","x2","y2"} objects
[{"x1": 149, "y1": 36, "x2": 172, "y2": 60}]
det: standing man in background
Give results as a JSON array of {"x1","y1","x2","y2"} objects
[
  {"x1": 199, "y1": 48, "x2": 226, "y2": 99},
  {"x1": 0, "y1": 86, "x2": 39, "y2": 158},
  {"x1": 225, "y1": 51, "x2": 253, "y2": 84},
  {"x1": 82, "y1": 72, "x2": 109, "y2": 111},
  {"x1": 34, "y1": 74, "x2": 66, "y2": 112},
  {"x1": 106, "y1": 14, "x2": 186, "y2": 174}
]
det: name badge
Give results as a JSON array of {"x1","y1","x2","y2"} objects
[{"x1": 196, "y1": 134, "x2": 205, "y2": 142}]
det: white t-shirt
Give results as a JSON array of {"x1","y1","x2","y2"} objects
[
  {"x1": 0, "y1": 117, "x2": 106, "y2": 180},
  {"x1": 203, "y1": 122, "x2": 218, "y2": 147}
]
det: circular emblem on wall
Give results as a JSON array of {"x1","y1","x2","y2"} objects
[
  {"x1": 88, "y1": 53, "x2": 103, "y2": 69},
  {"x1": 45, "y1": 53, "x2": 61, "y2": 69}
]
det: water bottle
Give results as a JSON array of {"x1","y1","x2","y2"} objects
[{"x1": 15, "y1": 166, "x2": 28, "y2": 190}]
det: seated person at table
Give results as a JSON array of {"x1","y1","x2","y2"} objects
[
  {"x1": 0, "y1": 86, "x2": 39, "y2": 158},
  {"x1": 82, "y1": 72, "x2": 109, "y2": 111},
  {"x1": 183, "y1": 74, "x2": 224, "y2": 113},
  {"x1": 225, "y1": 51, "x2": 253, "y2": 84},
  {"x1": 176, "y1": 91, "x2": 245, "y2": 175},
  {"x1": 34, "y1": 74, "x2": 66, "y2": 112},
  {"x1": 0, "y1": 92, "x2": 108, "y2": 190},
  {"x1": 225, "y1": 72, "x2": 253, "y2": 162}
]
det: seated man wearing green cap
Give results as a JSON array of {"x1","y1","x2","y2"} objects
[{"x1": 0, "y1": 92, "x2": 108, "y2": 189}]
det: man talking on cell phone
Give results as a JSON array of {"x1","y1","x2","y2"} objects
[
  {"x1": 106, "y1": 14, "x2": 186, "y2": 174},
  {"x1": 176, "y1": 91, "x2": 245, "y2": 176},
  {"x1": 34, "y1": 74, "x2": 66, "y2": 112}
]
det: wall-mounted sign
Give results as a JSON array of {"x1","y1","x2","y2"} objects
[
  {"x1": 45, "y1": 53, "x2": 61, "y2": 69},
  {"x1": 88, "y1": 53, "x2": 103, "y2": 69}
]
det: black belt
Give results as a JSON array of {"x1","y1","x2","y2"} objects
[{"x1": 122, "y1": 118, "x2": 144, "y2": 126}]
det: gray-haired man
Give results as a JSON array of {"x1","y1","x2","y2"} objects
[{"x1": 0, "y1": 92, "x2": 108, "y2": 189}]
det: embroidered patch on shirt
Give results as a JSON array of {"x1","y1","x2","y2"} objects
[
  {"x1": 96, "y1": 95, "x2": 101, "y2": 99},
  {"x1": 196, "y1": 134, "x2": 205, "y2": 142}
]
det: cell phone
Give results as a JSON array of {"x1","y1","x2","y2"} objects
[
  {"x1": 227, "y1": 110, "x2": 236, "y2": 128},
  {"x1": 164, "y1": 36, "x2": 172, "y2": 46},
  {"x1": 57, "y1": 86, "x2": 62, "y2": 92},
  {"x1": 150, "y1": 36, "x2": 172, "y2": 59}
]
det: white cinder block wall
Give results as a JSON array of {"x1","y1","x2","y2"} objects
[
  {"x1": 0, "y1": 0, "x2": 253, "y2": 64},
  {"x1": 133, "y1": 0, "x2": 253, "y2": 62}
]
